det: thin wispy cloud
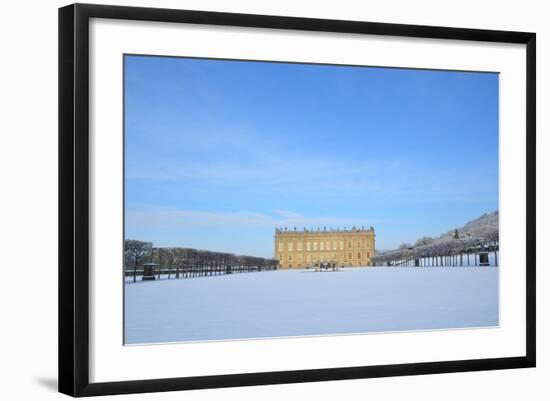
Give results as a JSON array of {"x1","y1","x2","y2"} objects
[
  {"x1": 126, "y1": 148, "x2": 495, "y2": 203},
  {"x1": 127, "y1": 208, "x2": 380, "y2": 229}
]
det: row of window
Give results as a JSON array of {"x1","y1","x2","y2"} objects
[
  {"x1": 279, "y1": 252, "x2": 370, "y2": 262},
  {"x1": 278, "y1": 240, "x2": 371, "y2": 252}
]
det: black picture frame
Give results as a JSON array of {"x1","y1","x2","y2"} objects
[{"x1": 59, "y1": 3, "x2": 536, "y2": 397}]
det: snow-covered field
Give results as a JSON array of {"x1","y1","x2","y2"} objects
[{"x1": 124, "y1": 266, "x2": 499, "y2": 344}]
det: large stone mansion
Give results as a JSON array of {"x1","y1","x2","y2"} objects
[{"x1": 274, "y1": 226, "x2": 375, "y2": 268}]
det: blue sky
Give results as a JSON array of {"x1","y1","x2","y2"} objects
[{"x1": 124, "y1": 55, "x2": 499, "y2": 257}]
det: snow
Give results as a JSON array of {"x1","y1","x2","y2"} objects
[{"x1": 124, "y1": 266, "x2": 499, "y2": 344}]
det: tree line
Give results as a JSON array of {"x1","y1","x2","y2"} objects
[{"x1": 124, "y1": 240, "x2": 278, "y2": 282}]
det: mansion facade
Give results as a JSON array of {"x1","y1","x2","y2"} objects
[{"x1": 274, "y1": 226, "x2": 375, "y2": 268}]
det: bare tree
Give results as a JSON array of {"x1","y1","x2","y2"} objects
[{"x1": 125, "y1": 240, "x2": 152, "y2": 283}]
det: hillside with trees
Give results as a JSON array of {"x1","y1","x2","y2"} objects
[{"x1": 372, "y1": 211, "x2": 499, "y2": 266}]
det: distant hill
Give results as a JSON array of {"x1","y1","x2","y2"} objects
[
  {"x1": 379, "y1": 211, "x2": 499, "y2": 256},
  {"x1": 439, "y1": 211, "x2": 498, "y2": 241}
]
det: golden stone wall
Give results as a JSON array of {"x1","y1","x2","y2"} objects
[{"x1": 274, "y1": 227, "x2": 375, "y2": 268}]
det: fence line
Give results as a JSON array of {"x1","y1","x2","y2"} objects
[{"x1": 374, "y1": 250, "x2": 499, "y2": 267}]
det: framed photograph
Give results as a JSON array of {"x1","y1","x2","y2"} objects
[{"x1": 58, "y1": 3, "x2": 536, "y2": 397}]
